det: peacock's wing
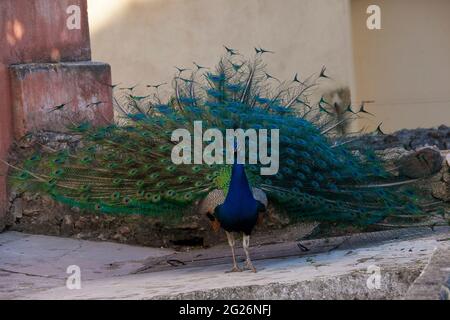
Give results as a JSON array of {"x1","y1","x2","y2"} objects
[
  {"x1": 252, "y1": 187, "x2": 268, "y2": 208},
  {"x1": 198, "y1": 189, "x2": 225, "y2": 215}
]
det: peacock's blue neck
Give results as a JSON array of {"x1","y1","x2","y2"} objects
[
  {"x1": 225, "y1": 162, "x2": 254, "y2": 202},
  {"x1": 218, "y1": 162, "x2": 259, "y2": 228}
]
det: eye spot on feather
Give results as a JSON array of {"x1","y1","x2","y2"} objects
[
  {"x1": 136, "y1": 180, "x2": 145, "y2": 188},
  {"x1": 165, "y1": 190, "x2": 176, "y2": 198},
  {"x1": 311, "y1": 181, "x2": 320, "y2": 190},
  {"x1": 123, "y1": 196, "x2": 131, "y2": 205},
  {"x1": 80, "y1": 184, "x2": 91, "y2": 193},
  {"x1": 156, "y1": 181, "x2": 166, "y2": 188},
  {"x1": 29, "y1": 155, "x2": 41, "y2": 162},
  {"x1": 143, "y1": 164, "x2": 153, "y2": 172},
  {"x1": 113, "y1": 178, "x2": 123, "y2": 186},
  {"x1": 144, "y1": 193, "x2": 153, "y2": 201},
  {"x1": 149, "y1": 173, "x2": 160, "y2": 180},
  {"x1": 80, "y1": 194, "x2": 91, "y2": 202},
  {"x1": 53, "y1": 158, "x2": 65, "y2": 165},
  {"x1": 159, "y1": 145, "x2": 170, "y2": 152},
  {"x1": 80, "y1": 156, "x2": 93, "y2": 164},
  {"x1": 86, "y1": 146, "x2": 96, "y2": 153},
  {"x1": 128, "y1": 169, "x2": 139, "y2": 177},
  {"x1": 18, "y1": 172, "x2": 30, "y2": 180},
  {"x1": 137, "y1": 190, "x2": 146, "y2": 197},
  {"x1": 108, "y1": 163, "x2": 119, "y2": 169},
  {"x1": 141, "y1": 148, "x2": 152, "y2": 155},
  {"x1": 194, "y1": 181, "x2": 204, "y2": 187},
  {"x1": 151, "y1": 194, "x2": 161, "y2": 203},
  {"x1": 111, "y1": 192, "x2": 121, "y2": 201},
  {"x1": 52, "y1": 169, "x2": 64, "y2": 177},
  {"x1": 166, "y1": 165, "x2": 176, "y2": 172}
]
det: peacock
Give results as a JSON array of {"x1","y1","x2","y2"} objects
[{"x1": 8, "y1": 47, "x2": 427, "y2": 272}]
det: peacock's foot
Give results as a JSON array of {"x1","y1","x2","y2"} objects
[
  {"x1": 225, "y1": 266, "x2": 242, "y2": 273},
  {"x1": 244, "y1": 261, "x2": 257, "y2": 273}
]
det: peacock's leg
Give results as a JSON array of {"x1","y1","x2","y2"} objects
[
  {"x1": 242, "y1": 234, "x2": 257, "y2": 273},
  {"x1": 225, "y1": 231, "x2": 241, "y2": 273}
]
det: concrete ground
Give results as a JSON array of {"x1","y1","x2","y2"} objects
[
  {"x1": 0, "y1": 231, "x2": 173, "y2": 299},
  {"x1": 0, "y1": 229, "x2": 449, "y2": 300}
]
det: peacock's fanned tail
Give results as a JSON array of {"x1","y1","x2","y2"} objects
[{"x1": 9, "y1": 52, "x2": 423, "y2": 224}]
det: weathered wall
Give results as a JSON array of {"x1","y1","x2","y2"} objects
[
  {"x1": 351, "y1": 0, "x2": 450, "y2": 132},
  {"x1": 87, "y1": 0, "x2": 355, "y2": 98},
  {"x1": 0, "y1": 0, "x2": 91, "y2": 64},
  {"x1": 0, "y1": 0, "x2": 112, "y2": 230},
  {"x1": 10, "y1": 62, "x2": 113, "y2": 137}
]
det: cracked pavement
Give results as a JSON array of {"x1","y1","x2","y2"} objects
[{"x1": 0, "y1": 229, "x2": 448, "y2": 299}]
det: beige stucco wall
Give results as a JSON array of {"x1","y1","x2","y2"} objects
[
  {"x1": 87, "y1": 0, "x2": 354, "y2": 100},
  {"x1": 351, "y1": 0, "x2": 450, "y2": 132}
]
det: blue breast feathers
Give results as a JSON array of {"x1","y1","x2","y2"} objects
[{"x1": 215, "y1": 163, "x2": 260, "y2": 234}]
